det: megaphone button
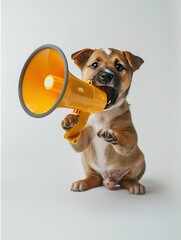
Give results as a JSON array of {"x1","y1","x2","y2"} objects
[{"x1": 78, "y1": 87, "x2": 84, "y2": 93}]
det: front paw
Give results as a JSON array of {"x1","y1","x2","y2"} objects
[
  {"x1": 61, "y1": 114, "x2": 79, "y2": 130},
  {"x1": 97, "y1": 129, "x2": 117, "y2": 144}
]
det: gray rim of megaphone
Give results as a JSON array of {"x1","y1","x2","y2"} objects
[{"x1": 18, "y1": 44, "x2": 69, "y2": 118}]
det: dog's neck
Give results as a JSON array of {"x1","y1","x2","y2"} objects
[{"x1": 95, "y1": 99, "x2": 129, "y2": 122}]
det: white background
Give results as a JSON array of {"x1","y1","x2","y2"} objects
[{"x1": 2, "y1": 0, "x2": 181, "y2": 239}]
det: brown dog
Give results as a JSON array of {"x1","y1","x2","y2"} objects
[{"x1": 61, "y1": 48, "x2": 146, "y2": 194}]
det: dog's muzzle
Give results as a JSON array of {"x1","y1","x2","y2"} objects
[
  {"x1": 98, "y1": 70, "x2": 115, "y2": 84},
  {"x1": 94, "y1": 69, "x2": 118, "y2": 86},
  {"x1": 92, "y1": 69, "x2": 120, "y2": 109}
]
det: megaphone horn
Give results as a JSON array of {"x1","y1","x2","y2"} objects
[{"x1": 19, "y1": 44, "x2": 107, "y2": 144}]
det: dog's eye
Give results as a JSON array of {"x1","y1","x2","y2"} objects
[
  {"x1": 91, "y1": 61, "x2": 99, "y2": 69},
  {"x1": 115, "y1": 63, "x2": 124, "y2": 72}
]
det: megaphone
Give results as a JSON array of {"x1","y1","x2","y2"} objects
[{"x1": 19, "y1": 44, "x2": 107, "y2": 144}]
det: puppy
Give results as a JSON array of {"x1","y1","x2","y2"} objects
[{"x1": 61, "y1": 48, "x2": 146, "y2": 194}]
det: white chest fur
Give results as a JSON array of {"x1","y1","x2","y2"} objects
[
  {"x1": 87, "y1": 109, "x2": 121, "y2": 176},
  {"x1": 90, "y1": 118, "x2": 109, "y2": 176}
]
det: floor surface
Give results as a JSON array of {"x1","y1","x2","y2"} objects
[{"x1": 2, "y1": 150, "x2": 181, "y2": 240}]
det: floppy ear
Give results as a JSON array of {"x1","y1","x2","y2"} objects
[
  {"x1": 71, "y1": 48, "x2": 94, "y2": 69},
  {"x1": 123, "y1": 51, "x2": 144, "y2": 72}
]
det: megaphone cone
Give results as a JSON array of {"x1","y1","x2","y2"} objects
[{"x1": 19, "y1": 44, "x2": 107, "y2": 144}]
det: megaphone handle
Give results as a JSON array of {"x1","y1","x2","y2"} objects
[{"x1": 64, "y1": 111, "x2": 90, "y2": 144}]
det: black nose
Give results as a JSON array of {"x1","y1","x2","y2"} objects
[{"x1": 99, "y1": 71, "x2": 114, "y2": 84}]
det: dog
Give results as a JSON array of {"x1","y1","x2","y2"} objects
[{"x1": 61, "y1": 48, "x2": 146, "y2": 194}]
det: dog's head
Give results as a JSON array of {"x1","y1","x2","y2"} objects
[{"x1": 71, "y1": 48, "x2": 144, "y2": 110}]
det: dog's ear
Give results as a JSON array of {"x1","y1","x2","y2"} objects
[
  {"x1": 123, "y1": 51, "x2": 144, "y2": 72},
  {"x1": 71, "y1": 48, "x2": 94, "y2": 69}
]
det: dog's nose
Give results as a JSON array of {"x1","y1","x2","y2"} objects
[{"x1": 99, "y1": 71, "x2": 114, "y2": 84}]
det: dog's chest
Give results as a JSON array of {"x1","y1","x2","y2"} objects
[{"x1": 87, "y1": 111, "x2": 119, "y2": 176}]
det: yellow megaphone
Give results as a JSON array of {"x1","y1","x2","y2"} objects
[{"x1": 19, "y1": 44, "x2": 107, "y2": 144}]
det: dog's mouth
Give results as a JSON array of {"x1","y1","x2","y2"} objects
[{"x1": 96, "y1": 86, "x2": 118, "y2": 109}]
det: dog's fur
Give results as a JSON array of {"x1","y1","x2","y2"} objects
[{"x1": 61, "y1": 48, "x2": 146, "y2": 194}]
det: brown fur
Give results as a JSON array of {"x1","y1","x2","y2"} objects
[{"x1": 62, "y1": 48, "x2": 146, "y2": 194}]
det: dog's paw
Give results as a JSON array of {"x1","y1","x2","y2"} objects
[
  {"x1": 128, "y1": 182, "x2": 146, "y2": 195},
  {"x1": 71, "y1": 180, "x2": 89, "y2": 192},
  {"x1": 97, "y1": 129, "x2": 117, "y2": 144},
  {"x1": 61, "y1": 114, "x2": 79, "y2": 130},
  {"x1": 121, "y1": 180, "x2": 146, "y2": 195}
]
